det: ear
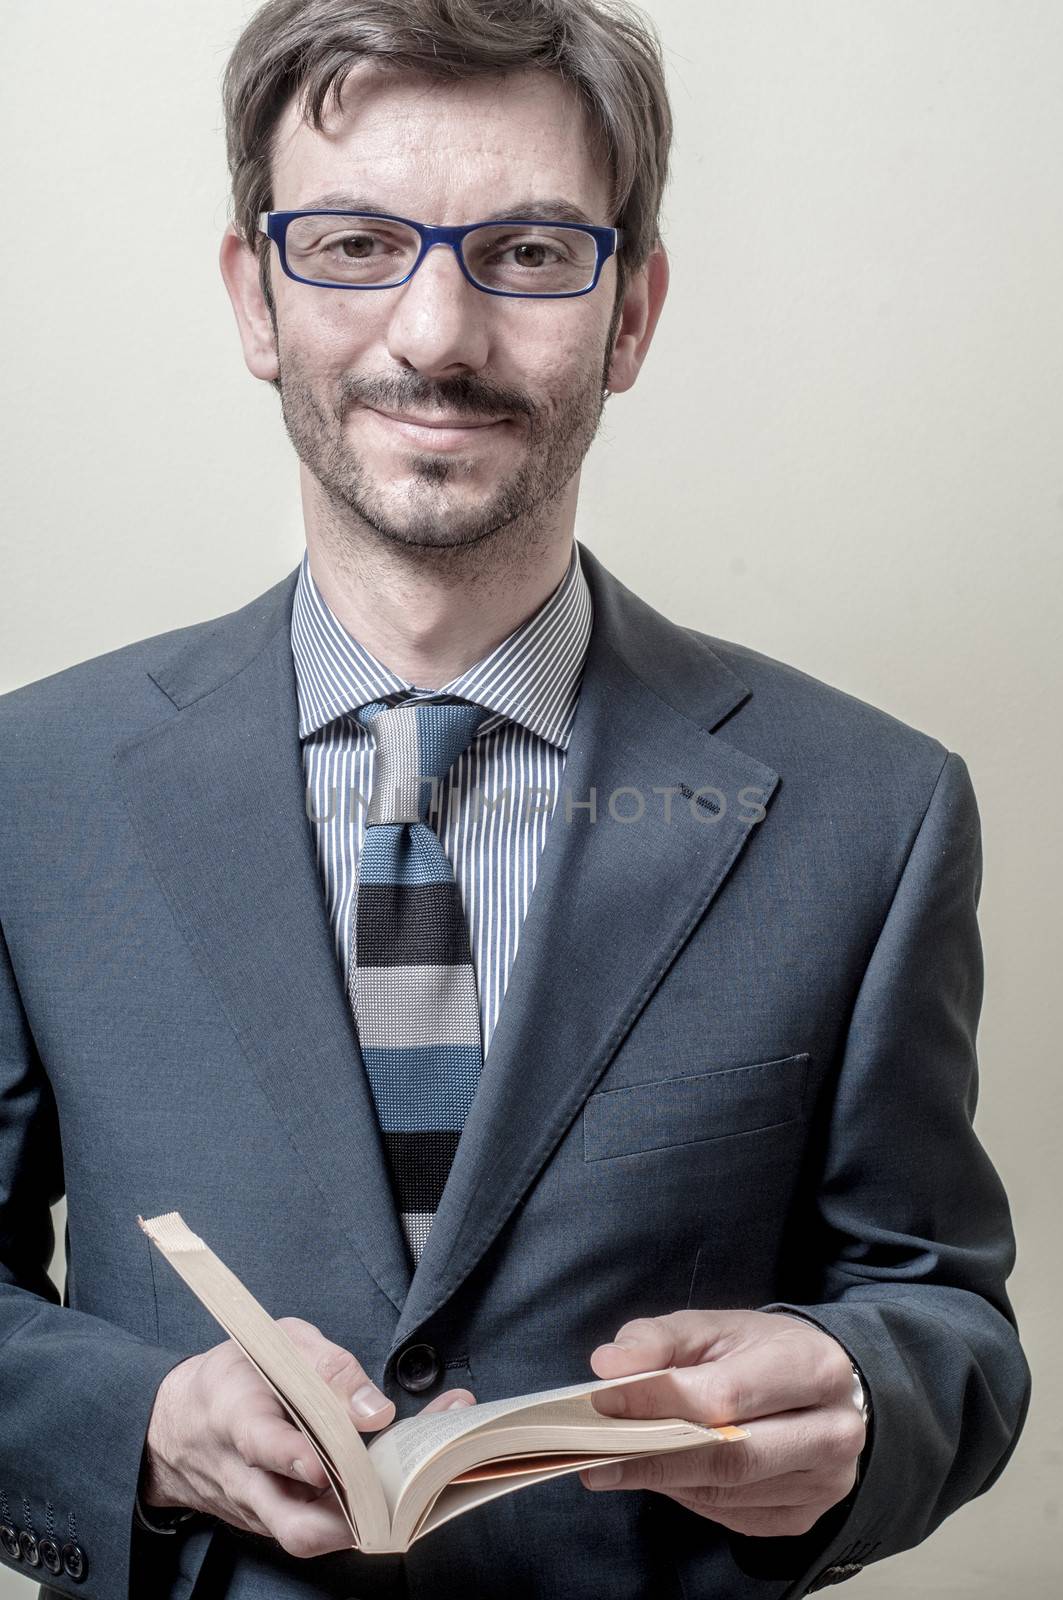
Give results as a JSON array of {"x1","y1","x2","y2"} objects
[
  {"x1": 219, "y1": 224, "x2": 279, "y2": 382},
  {"x1": 605, "y1": 244, "x2": 669, "y2": 396}
]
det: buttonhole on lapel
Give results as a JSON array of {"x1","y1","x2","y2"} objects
[{"x1": 676, "y1": 782, "x2": 721, "y2": 815}]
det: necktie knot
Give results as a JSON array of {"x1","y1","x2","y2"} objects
[{"x1": 357, "y1": 695, "x2": 488, "y2": 825}]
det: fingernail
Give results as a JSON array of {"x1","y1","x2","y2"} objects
[
  {"x1": 351, "y1": 1383, "x2": 389, "y2": 1416},
  {"x1": 611, "y1": 1336, "x2": 640, "y2": 1349},
  {"x1": 291, "y1": 1459, "x2": 308, "y2": 1480},
  {"x1": 586, "y1": 1463, "x2": 624, "y2": 1488},
  {"x1": 446, "y1": 1398, "x2": 470, "y2": 1410}
]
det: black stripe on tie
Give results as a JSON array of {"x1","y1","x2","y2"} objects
[
  {"x1": 381, "y1": 1131, "x2": 462, "y2": 1212},
  {"x1": 354, "y1": 881, "x2": 474, "y2": 966}
]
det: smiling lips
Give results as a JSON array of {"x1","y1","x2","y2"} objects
[{"x1": 364, "y1": 405, "x2": 509, "y2": 448}]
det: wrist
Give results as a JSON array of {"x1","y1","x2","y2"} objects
[
  {"x1": 764, "y1": 1309, "x2": 873, "y2": 1450},
  {"x1": 134, "y1": 1482, "x2": 196, "y2": 1534},
  {"x1": 141, "y1": 1358, "x2": 195, "y2": 1513},
  {"x1": 135, "y1": 1435, "x2": 196, "y2": 1534},
  {"x1": 138, "y1": 1440, "x2": 184, "y2": 1514}
]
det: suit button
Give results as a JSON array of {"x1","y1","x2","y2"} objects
[
  {"x1": 18, "y1": 1531, "x2": 40, "y2": 1566},
  {"x1": 807, "y1": 1564, "x2": 864, "y2": 1592},
  {"x1": 38, "y1": 1536, "x2": 63, "y2": 1575},
  {"x1": 61, "y1": 1541, "x2": 88, "y2": 1581},
  {"x1": 0, "y1": 1524, "x2": 20, "y2": 1560},
  {"x1": 395, "y1": 1342, "x2": 441, "y2": 1393}
]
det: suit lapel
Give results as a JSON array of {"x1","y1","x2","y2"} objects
[
  {"x1": 392, "y1": 544, "x2": 779, "y2": 1348},
  {"x1": 113, "y1": 571, "x2": 414, "y2": 1313},
  {"x1": 113, "y1": 547, "x2": 779, "y2": 1347}
]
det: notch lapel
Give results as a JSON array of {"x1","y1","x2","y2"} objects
[
  {"x1": 112, "y1": 548, "x2": 779, "y2": 1346},
  {"x1": 392, "y1": 544, "x2": 779, "y2": 1349},
  {"x1": 113, "y1": 572, "x2": 414, "y2": 1313}
]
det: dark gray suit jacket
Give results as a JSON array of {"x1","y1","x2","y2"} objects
[{"x1": 0, "y1": 543, "x2": 1029, "y2": 1599}]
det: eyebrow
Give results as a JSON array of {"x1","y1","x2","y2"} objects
[{"x1": 287, "y1": 193, "x2": 600, "y2": 226}]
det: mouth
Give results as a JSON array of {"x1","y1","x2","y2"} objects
[{"x1": 362, "y1": 406, "x2": 511, "y2": 450}]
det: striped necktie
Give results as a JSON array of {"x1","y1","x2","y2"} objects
[{"x1": 349, "y1": 693, "x2": 489, "y2": 1264}]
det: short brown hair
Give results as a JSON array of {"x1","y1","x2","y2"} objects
[{"x1": 221, "y1": 0, "x2": 672, "y2": 312}]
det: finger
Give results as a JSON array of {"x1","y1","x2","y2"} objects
[
  {"x1": 590, "y1": 1320, "x2": 849, "y2": 1426},
  {"x1": 240, "y1": 1465, "x2": 357, "y2": 1560},
  {"x1": 230, "y1": 1408, "x2": 334, "y2": 1493},
  {"x1": 584, "y1": 1409, "x2": 863, "y2": 1492},
  {"x1": 252, "y1": 1388, "x2": 477, "y2": 1496},
  {"x1": 275, "y1": 1317, "x2": 395, "y2": 1428},
  {"x1": 664, "y1": 1497, "x2": 834, "y2": 1540},
  {"x1": 580, "y1": 1435, "x2": 856, "y2": 1503},
  {"x1": 592, "y1": 1311, "x2": 738, "y2": 1371},
  {"x1": 418, "y1": 1389, "x2": 477, "y2": 1414},
  {"x1": 581, "y1": 1465, "x2": 830, "y2": 1507}
]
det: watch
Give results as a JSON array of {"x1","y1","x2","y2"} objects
[
  {"x1": 133, "y1": 1488, "x2": 196, "y2": 1535},
  {"x1": 850, "y1": 1361, "x2": 871, "y2": 1428}
]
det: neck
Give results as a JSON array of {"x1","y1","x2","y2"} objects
[{"x1": 300, "y1": 470, "x2": 579, "y2": 689}]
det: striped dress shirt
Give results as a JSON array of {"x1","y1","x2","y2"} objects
[{"x1": 290, "y1": 542, "x2": 593, "y2": 1061}]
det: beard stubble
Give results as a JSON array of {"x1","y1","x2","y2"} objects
[{"x1": 272, "y1": 335, "x2": 615, "y2": 557}]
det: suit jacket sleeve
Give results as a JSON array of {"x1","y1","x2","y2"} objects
[
  {"x1": 0, "y1": 917, "x2": 193, "y2": 1598},
  {"x1": 730, "y1": 750, "x2": 1031, "y2": 1591}
]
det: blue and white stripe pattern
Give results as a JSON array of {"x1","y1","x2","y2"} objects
[{"x1": 290, "y1": 542, "x2": 593, "y2": 1219}]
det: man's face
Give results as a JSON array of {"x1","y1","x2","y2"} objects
[{"x1": 263, "y1": 64, "x2": 623, "y2": 553}]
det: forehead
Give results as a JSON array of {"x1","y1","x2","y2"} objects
[{"x1": 269, "y1": 63, "x2": 613, "y2": 221}]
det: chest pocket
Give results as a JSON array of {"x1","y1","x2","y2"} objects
[{"x1": 582, "y1": 1052, "x2": 810, "y2": 1161}]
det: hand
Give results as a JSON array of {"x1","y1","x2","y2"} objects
[
  {"x1": 579, "y1": 1310, "x2": 864, "y2": 1538},
  {"x1": 141, "y1": 1317, "x2": 475, "y2": 1557}
]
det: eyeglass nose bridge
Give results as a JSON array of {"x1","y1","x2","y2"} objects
[
  {"x1": 398, "y1": 221, "x2": 574, "y2": 297},
  {"x1": 403, "y1": 225, "x2": 482, "y2": 292}
]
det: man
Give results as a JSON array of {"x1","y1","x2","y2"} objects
[{"x1": 0, "y1": 1, "x2": 1029, "y2": 1597}]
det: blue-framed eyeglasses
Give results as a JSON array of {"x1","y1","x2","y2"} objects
[{"x1": 257, "y1": 210, "x2": 623, "y2": 299}]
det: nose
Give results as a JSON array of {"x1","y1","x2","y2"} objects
[{"x1": 384, "y1": 241, "x2": 491, "y2": 380}]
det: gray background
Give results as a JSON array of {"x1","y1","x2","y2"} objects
[{"x1": 1, "y1": 1, "x2": 1060, "y2": 1593}]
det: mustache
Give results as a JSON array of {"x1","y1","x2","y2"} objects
[{"x1": 338, "y1": 371, "x2": 535, "y2": 423}]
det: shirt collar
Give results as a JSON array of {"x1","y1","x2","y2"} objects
[{"x1": 290, "y1": 541, "x2": 593, "y2": 751}]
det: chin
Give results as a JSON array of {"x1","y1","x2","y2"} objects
[{"x1": 346, "y1": 499, "x2": 499, "y2": 551}]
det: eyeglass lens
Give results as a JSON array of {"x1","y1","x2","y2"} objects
[{"x1": 282, "y1": 214, "x2": 600, "y2": 293}]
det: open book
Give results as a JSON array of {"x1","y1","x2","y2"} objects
[{"x1": 138, "y1": 1211, "x2": 747, "y2": 1554}]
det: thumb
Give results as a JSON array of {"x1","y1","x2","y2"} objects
[
  {"x1": 418, "y1": 1388, "x2": 478, "y2": 1416},
  {"x1": 589, "y1": 1316, "x2": 672, "y2": 1377},
  {"x1": 590, "y1": 1310, "x2": 730, "y2": 1378},
  {"x1": 275, "y1": 1316, "x2": 395, "y2": 1430}
]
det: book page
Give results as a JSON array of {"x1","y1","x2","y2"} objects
[
  {"x1": 389, "y1": 1413, "x2": 747, "y2": 1546},
  {"x1": 366, "y1": 1367, "x2": 675, "y2": 1507},
  {"x1": 410, "y1": 1453, "x2": 639, "y2": 1544}
]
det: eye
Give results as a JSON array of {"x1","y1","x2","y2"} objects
[
  {"x1": 318, "y1": 228, "x2": 398, "y2": 259},
  {"x1": 464, "y1": 225, "x2": 597, "y2": 294},
  {"x1": 506, "y1": 240, "x2": 563, "y2": 268},
  {"x1": 337, "y1": 233, "x2": 377, "y2": 259},
  {"x1": 485, "y1": 234, "x2": 572, "y2": 270}
]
